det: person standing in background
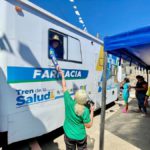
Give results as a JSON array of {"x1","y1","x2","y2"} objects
[
  {"x1": 135, "y1": 76, "x2": 148, "y2": 115},
  {"x1": 121, "y1": 78, "x2": 131, "y2": 113},
  {"x1": 49, "y1": 34, "x2": 61, "y2": 71},
  {"x1": 135, "y1": 75, "x2": 143, "y2": 112}
]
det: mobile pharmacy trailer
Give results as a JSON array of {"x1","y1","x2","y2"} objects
[{"x1": 0, "y1": 0, "x2": 119, "y2": 144}]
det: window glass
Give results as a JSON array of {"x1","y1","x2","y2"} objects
[
  {"x1": 68, "y1": 36, "x2": 82, "y2": 62},
  {"x1": 111, "y1": 65, "x2": 118, "y2": 76}
]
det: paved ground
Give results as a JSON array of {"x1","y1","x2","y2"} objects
[
  {"x1": 49, "y1": 98, "x2": 143, "y2": 150},
  {"x1": 105, "y1": 100, "x2": 150, "y2": 150},
  {"x1": 2, "y1": 97, "x2": 150, "y2": 150}
]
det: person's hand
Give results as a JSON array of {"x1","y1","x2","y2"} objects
[
  {"x1": 131, "y1": 86, "x2": 136, "y2": 88},
  {"x1": 56, "y1": 65, "x2": 61, "y2": 72},
  {"x1": 144, "y1": 100, "x2": 148, "y2": 107},
  {"x1": 59, "y1": 69, "x2": 65, "y2": 78},
  {"x1": 90, "y1": 104, "x2": 95, "y2": 112},
  {"x1": 128, "y1": 86, "x2": 132, "y2": 91}
]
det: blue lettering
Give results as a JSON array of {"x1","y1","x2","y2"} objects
[
  {"x1": 36, "y1": 94, "x2": 44, "y2": 101},
  {"x1": 16, "y1": 96, "x2": 26, "y2": 106},
  {"x1": 44, "y1": 92, "x2": 50, "y2": 100},
  {"x1": 26, "y1": 96, "x2": 33, "y2": 104},
  {"x1": 16, "y1": 92, "x2": 51, "y2": 107}
]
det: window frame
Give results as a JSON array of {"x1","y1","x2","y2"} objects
[
  {"x1": 48, "y1": 29, "x2": 68, "y2": 61},
  {"x1": 48, "y1": 29, "x2": 82, "y2": 64},
  {"x1": 111, "y1": 64, "x2": 118, "y2": 76},
  {"x1": 67, "y1": 35, "x2": 82, "y2": 63}
]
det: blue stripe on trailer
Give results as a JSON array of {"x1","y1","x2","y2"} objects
[{"x1": 7, "y1": 66, "x2": 89, "y2": 83}]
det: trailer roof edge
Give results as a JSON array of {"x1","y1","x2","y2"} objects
[{"x1": 17, "y1": 0, "x2": 103, "y2": 44}]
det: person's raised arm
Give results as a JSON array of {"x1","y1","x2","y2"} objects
[
  {"x1": 49, "y1": 48, "x2": 61, "y2": 72},
  {"x1": 59, "y1": 70, "x2": 67, "y2": 92},
  {"x1": 120, "y1": 81, "x2": 124, "y2": 89}
]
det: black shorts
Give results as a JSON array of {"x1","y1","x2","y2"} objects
[{"x1": 64, "y1": 134, "x2": 87, "y2": 150}]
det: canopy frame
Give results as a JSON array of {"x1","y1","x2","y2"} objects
[{"x1": 100, "y1": 26, "x2": 150, "y2": 150}]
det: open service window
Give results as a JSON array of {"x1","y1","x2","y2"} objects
[
  {"x1": 48, "y1": 29, "x2": 67, "y2": 60},
  {"x1": 48, "y1": 29, "x2": 82, "y2": 63},
  {"x1": 68, "y1": 36, "x2": 82, "y2": 63}
]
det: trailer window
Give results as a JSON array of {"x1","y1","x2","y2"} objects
[
  {"x1": 48, "y1": 29, "x2": 82, "y2": 63},
  {"x1": 111, "y1": 65, "x2": 118, "y2": 76},
  {"x1": 48, "y1": 30, "x2": 67, "y2": 60},
  {"x1": 68, "y1": 37, "x2": 82, "y2": 62}
]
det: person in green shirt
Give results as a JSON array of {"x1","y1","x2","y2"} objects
[{"x1": 59, "y1": 70, "x2": 94, "y2": 150}]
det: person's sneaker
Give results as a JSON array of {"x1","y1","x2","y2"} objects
[{"x1": 141, "y1": 114, "x2": 147, "y2": 117}]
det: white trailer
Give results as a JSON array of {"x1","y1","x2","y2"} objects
[{"x1": 0, "y1": 0, "x2": 119, "y2": 144}]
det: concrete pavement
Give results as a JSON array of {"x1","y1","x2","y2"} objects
[{"x1": 105, "y1": 100, "x2": 150, "y2": 150}]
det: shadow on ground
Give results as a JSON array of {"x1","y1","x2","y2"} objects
[
  {"x1": 7, "y1": 127, "x2": 64, "y2": 150},
  {"x1": 6, "y1": 102, "x2": 115, "y2": 150},
  {"x1": 37, "y1": 127, "x2": 64, "y2": 150}
]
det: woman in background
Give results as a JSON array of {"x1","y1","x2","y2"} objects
[{"x1": 121, "y1": 78, "x2": 131, "y2": 113}]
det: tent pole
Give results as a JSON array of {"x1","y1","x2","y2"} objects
[{"x1": 99, "y1": 52, "x2": 107, "y2": 150}]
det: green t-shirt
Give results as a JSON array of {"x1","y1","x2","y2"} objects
[{"x1": 63, "y1": 91, "x2": 91, "y2": 140}]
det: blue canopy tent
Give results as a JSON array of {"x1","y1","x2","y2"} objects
[
  {"x1": 99, "y1": 26, "x2": 150, "y2": 150},
  {"x1": 104, "y1": 26, "x2": 150, "y2": 70}
]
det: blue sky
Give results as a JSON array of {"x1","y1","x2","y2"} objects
[{"x1": 30, "y1": 0, "x2": 150, "y2": 39}]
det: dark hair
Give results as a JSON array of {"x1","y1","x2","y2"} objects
[
  {"x1": 140, "y1": 76, "x2": 144, "y2": 81},
  {"x1": 136, "y1": 75, "x2": 144, "y2": 81},
  {"x1": 136, "y1": 75, "x2": 142, "y2": 79},
  {"x1": 124, "y1": 78, "x2": 130, "y2": 83}
]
